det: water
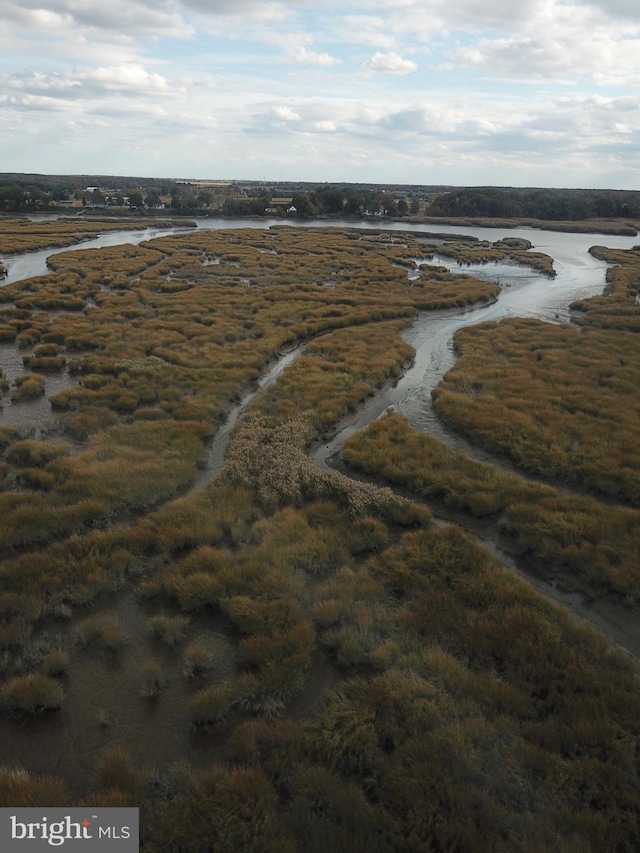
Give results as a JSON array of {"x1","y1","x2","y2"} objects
[
  {"x1": 1, "y1": 217, "x2": 633, "y2": 455},
  {"x1": 2, "y1": 217, "x2": 639, "y2": 793},
  {"x1": 2, "y1": 217, "x2": 637, "y2": 286},
  {"x1": 310, "y1": 233, "x2": 620, "y2": 469}
]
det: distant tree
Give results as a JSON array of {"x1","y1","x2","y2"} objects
[
  {"x1": 343, "y1": 190, "x2": 362, "y2": 216},
  {"x1": 0, "y1": 185, "x2": 26, "y2": 210},
  {"x1": 397, "y1": 199, "x2": 409, "y2": 216},
  {"x1": 361, "y1": 191, "x2": 384, "y2": 215},
  {"x1": 290, "y1": 192, "x2": 316, "y2": 217},
  {"x1": 426, "y1": 186, "x2": 628, "y2": 221},
  {"x1": 128, "y1": 192, "x2": 144, "y2": 208},
  {"x1": 410, "y1": 198, "x2": 421, "y2": 215},
  {"x1": 197, "y1": 190, "x2": 213, "y2": 208},
  {"x1": 145, "y1": 191, "x2": 162, "y2": 208},
  {"x1": 51, "y1": 187, "x2": 70, "y2": 201},
  {"x1": 315, "y1": 188, "x2": 344, "y2": 215}
]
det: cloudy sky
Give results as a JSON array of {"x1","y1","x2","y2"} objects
[{"x1": 1, "y1": 0, "x2": 639, "y2": 188}]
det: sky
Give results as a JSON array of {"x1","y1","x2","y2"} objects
[{"x1": 1, "y1": 0, "x2": 639, "y2": 189}]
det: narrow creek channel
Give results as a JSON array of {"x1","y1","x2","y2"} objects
[
  {"x1": 1, "y1": 219, "x2": 640, "y2": 797},
  {"x1": 3, "y1": 219, "x2": 640, "y2": 648}
]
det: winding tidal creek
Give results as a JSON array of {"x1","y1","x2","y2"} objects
[
  {"x1": 2, "y1": 218, "x2": 640, "y2": 796},
  {"x1": 3, "y1": 219, "x2": 639, "y2": 614}
]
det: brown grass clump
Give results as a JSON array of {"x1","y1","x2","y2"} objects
[
  {"x1": 74, "y1": 613, "x2": 127, "y2": 651},
  {"x1": 138, "y1": 659, "x2": 164, "y2": 698},
  {"x1": 6, "y1": 439, "x2": 69, "y2": 467},
  {"x1": 0, "y1": 766, "x2": 67, "y2": 806},
  {"x1": 182, "y1": 641, "x2": 213, "y2": 677},
  {"x1": 1, "y1": 673, "x2": 64, "y2": 714},
  {"x1": 40, "y1": 648, "x2": 70, "y2": 677},
  {"x1": 148, "y1": 614, "x2": 190, "y2": 647},
  {"x1": 91, "y1": 746, "x2": 145, "y2": 798},
  {"x1": 9, "y1": 372, "x2": 45, "y2": 401}
]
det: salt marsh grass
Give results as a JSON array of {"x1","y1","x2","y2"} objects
[
  {"x1": 344, "y1": 412, "x2": 640, "y2": 598},
  {"x1": 2, "y1": 221, "x2": 640, "y2": 849},
  {"x1": 1, "y1": 673, "x2": 64, "y2": 714},
  {"x1": 148, "y1": 614, "x2": 190, "y2": 647},
  {"x1": 74, "y1": 613, "x2": 126, "y2": 651}
]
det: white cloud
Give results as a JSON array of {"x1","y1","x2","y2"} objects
[
  {"x1": 451, "y1": 27, "x2": 640, "y2": 82},
  {"x1": 1, "y1": 1, "x2": 639, "y2": 186},
  {"x1": 586, "y1": 0, "x2": 640, "y2": 23},
  {"x1": 333, "y1": 15, "x2": 395, "y2": 48},
  {"x1": 2, "y1": 1, "x2": 194, "y2": 39},
  {"x1": 1, "y1": 70, "x2": 81, "y2": 94},
  {"x1": 289, "y1": 45, "x2": 340, "y2": 65},
  {"x1": 364, "y1": 51, "x2": 417, "y2": 74},
  {"x1": 182, "y1": 0, "x2": 295, "y2": 21},
  {"x1": 78, "y1": 65, "x2": 174, "y2": 95},
  {"x1": 0, "y1": 65, "x2": 184, "y2": 104}
]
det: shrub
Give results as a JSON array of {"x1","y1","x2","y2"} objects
[
  {"x1": 148, "y1": 766, "x2": 287, "y2": 853},
  {"x1": 286, "y1": 765, "x2": 384, "y2": 851}
]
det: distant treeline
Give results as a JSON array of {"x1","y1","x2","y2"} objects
[
  {"x1": 2, "y1": 173, "x2": 640, "y2": 221},
  {"x1": 0, "y1": 173, "x2": 171, "y2": 212},
  {"x1": 428, "y1": 186, "x2": 640, "y2": 220}
]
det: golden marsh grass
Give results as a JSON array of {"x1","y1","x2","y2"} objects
[{"x1": 1, "y1": 221, "x2": 640, "y2": 849}]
